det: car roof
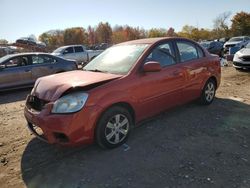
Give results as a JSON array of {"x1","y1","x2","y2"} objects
[
  {"x1": 2, "y1": 52, "x2": 52, "y2": 59},
  {"x1": 57, "y1": 45, "x2": 85, "y2": 49},
  {"x1": 117, "y1": 37, "x2": 194, "y2": 45}
]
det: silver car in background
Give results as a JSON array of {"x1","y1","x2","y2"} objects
[
  {"x1": 233, "y1": 42, "x2": 250, "y2": 70},
  {"x1": 0, "y1": 53, "x2": 77, "y2": 91},
  {"x1": 224, "y1": 36, "x2": 250, "y2": 53}
]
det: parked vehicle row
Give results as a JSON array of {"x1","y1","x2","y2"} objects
[
  {"x1": 24, "y1": 37, "x2": 221, "y2": 149},
  {"x1": 0, "y1": 53, "x2": 77, "y2": 91},
  {"x1": 223, "y1": 36, "x2": 250, "y2": 53},
  {"x1": 51, "y1": 45, "x2": 103, "y2": 65}
]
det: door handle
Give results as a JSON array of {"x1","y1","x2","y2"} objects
[{"x1": 173, "y1": 71, "x2": 183, "y2": 76}]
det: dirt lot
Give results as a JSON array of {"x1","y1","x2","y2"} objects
[{"x1": 0, "y1": 66, "x2": 250, "y2": 188}]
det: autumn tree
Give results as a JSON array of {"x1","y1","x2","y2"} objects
[
  {"x1": 148, "y1": 28, "x2": 166, "y2": 38},
  {"x1": 231, "y1": 11, "x2": 250, "y2": 36},
  {"x1": 39, "y1": 30, "x2": 64, "y2": 49},
  {"x1": 166, "y1": 27, "x2": 178, "y2": 37},
  {"x1": 0, "y1": 39, "x2": 8, "y2": 44},
  {"x1": 178, "y1": 25, "x2": 212, "y2": 41},
  {"x1": 213, "y1": 12, "x2": 231, "y2": 38},
  {"x1": 64, "y1": 27, "x2": 88, "y2": 45},
  {"x1": 95, "y1": 22, "x2": 112, "y2": 43},
  {"x1": 87, "y1": 26, "x2": 96, "y2": 46}
]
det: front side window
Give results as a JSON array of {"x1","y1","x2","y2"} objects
[
  {"x1": 177, "y1": 41, "x2": 199, "y2": 62},
  {"x1": 145, "y1": 42, "x2": 176, "y2": 67},
  {"x1": 5, "y1": 57, "x2": 28, "y2": 68},
  {"x1": 63, "y1": 47, "x2": 74, "y2": 54}
]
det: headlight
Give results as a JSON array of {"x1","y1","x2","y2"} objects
[{"x1": 51, "y1": 92, "x2": 88, "y2": 113}]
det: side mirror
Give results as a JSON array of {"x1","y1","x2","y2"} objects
[{"x1": 143, "y1": 61, "x2": 161, "y2": 72}]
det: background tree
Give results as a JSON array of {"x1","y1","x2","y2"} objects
[
  {"x1": 87, "y1": 26, "x2": 96, "y2": 46},
  {"x1": 64, "y1": 27, "x2": 88, "y2": 45},
  {"x1": 148, "y1": 28, "x2": 166, "y2": 38},
  {"x1": 166, "y1": 27, "x2": 178, "y2": 37},
  {"x1": 39, "y1": 30, "x2": 64, "y2": 49},
  {"x1": 231, "y1": 11, "x2": 250, "y2": 36},
  {"x1": 95, "y1": 22, "x2": 112, "y2": 43},
  {"x1": 212, "y1": 12, "x2": 231, "y2": 39},
  {"x1": 0, "y1": 39, "x2": 8, "y2": 44}
]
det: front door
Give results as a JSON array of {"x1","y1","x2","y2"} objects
[
  {"x1": 135, "y1": 42, "x2": 186, "y2": 121},
  {"x1": 0, "y1": 56, "x2": 32, "y2": 89}
]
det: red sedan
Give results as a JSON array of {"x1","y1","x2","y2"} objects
[{"x1": 24, "y1": 37, "x2": 221, "y2": 148}]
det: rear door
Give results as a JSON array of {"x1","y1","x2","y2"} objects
[
  {"x1": 29, "y1": 55, "x2": 57, "y2": 81},
  {"x1": 136, "y1": 41, "x2": 186, "y2": 119},
  {"x1": 175, "y1": 40, "x2": 208, "y2": 102}
]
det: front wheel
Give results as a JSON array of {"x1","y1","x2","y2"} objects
[
  {"x1": 200, "y1": 79, "x2": 216, "y2": 105},
  {"x1": 95, "y1": 106, "x2": 132, "y2": 149}
]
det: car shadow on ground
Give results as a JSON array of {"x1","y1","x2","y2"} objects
[
  {"x1": 0, "y1": 88, "x2": 31, "y2": 104},
  {"x1": 21, "y1": 98, "x2": 250, "y2": 188}
]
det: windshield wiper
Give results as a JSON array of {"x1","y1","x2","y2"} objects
[{"x1": 84, "y1": 69, "x2": 107, "y2": 73}]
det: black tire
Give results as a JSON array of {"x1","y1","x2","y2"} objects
[
  {"x1": 200, "y1": 79, "x2": 216, "y2": 105},
  {"x1": 95, "y1": 106, "x2": 132, "y2": 149}
]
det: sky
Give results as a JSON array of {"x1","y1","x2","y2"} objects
[{"x1": 0, "y1": 0, "x2": 250, "y2": 42}]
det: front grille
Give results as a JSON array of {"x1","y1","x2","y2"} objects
[
  {"x1": 233, "y1": 62, "x2": 250, "y2": 67},
  {"x1": 27, "y1": 95, "x2": 48, "y2": 111},
  {"x1": 241, "y1": 56, "x2": 250, "y2": 61},
  {"x1": 225, "y1": 44, "x2": 236, "y2": 48}
]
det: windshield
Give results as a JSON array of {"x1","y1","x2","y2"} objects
[
  {"x1": 229, "y1": 37, "x2": 244, "y2": 42},
  {"x1": 0, "y1": 55, "x2": 11, "y2": 64},
  {"x1": 84, "y1": 44, "x2": 148, "y2": 74},
  {"x1": 52, "y1": 47, "x2": 65, "y2": 53}
]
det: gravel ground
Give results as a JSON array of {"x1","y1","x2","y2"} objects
[{"x1": 0, "y1": 66, "x2": 250, "y2": 188}]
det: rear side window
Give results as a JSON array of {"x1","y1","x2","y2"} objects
[
  {"x1": 177, "y1": 41, "x2": 199, "y2": 62},
  {"x1": 63, "y1": 47, "x2": 74, "y2": 54},
  {"x1": 32, "y1": 56, "x2": 56, "y2": 64},
  {"x1": 74, "y1": 46, "x2": 84, "y2": 53}
]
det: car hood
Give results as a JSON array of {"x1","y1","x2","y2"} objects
[
  {"x1": 237, "y1": 48, "x2": 250, "y2": 56},
  {"x1": 224, "y1": 41, "x2": 242, "y2": 46},
  {"x1": 32, "y1": 70, "x2": 122, "y2": 101}
]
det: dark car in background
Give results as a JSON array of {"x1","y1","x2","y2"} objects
[
  {"x1": 0, "y1": 53, "x2": 77, "y2": 91},
  {"x1": 16, "y1": 37, "x2": 37, "y2": 46},
  {"x1": 200, "y1": 41, "x2": 224, "y2": 57}
]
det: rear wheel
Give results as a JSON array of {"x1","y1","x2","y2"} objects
[
  {"x1": 95, "y1": 106, "x2": 132, "y2": 149},
  {"x1": 200, "y1": 79, "x2": 216, "y2": 105}
]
